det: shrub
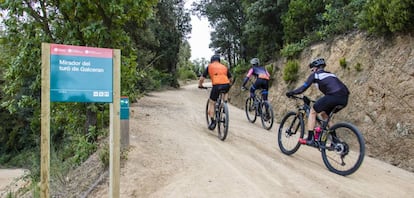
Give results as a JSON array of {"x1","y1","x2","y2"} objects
[
  {"x1": 265, "y1": 64, "x2": 274, "y2": 76},
  {"x1": 281, "y1": 42, "x2": 305, "y2": 58},
  {"x1": 355, "y1": 62, "x2": 363, "y2": 72},
  {"x1": 339, "y1": 57, "x2": 347, "y2": 69},
  {"x1": 178, "y1": 67, "x2": 197, "y2": 80},
  {"x1": 231, "y1": 61, "x2": 250, "y2": 76},
  {"x1": 99, "y1": 143, "x2": 109, "y2": 168},
  {"x1": 283, "y1": 60, "x2": 299, "y2": 83}
]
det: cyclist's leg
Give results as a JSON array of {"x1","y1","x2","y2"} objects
[
  {"x1": 209, "y1": 86, "x2": 220, "y2": 120},
  {"x1": 256, "y1": 78, "x2": 269, "y2": 101},
  {"x1": 249, "y1": 84, "x2": 257, "y2": 98},
  {"x1": 300, "y1": 97, "x2": 324, "y2": 144},
  {"x1": 319, "y1": 95, "x2": 349, "y2": 127},
  {"x1": 218, "y1": 84, "x2": 231, "y2": 102}
]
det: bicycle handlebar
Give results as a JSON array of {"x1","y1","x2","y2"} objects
[
  {"x1": 288, "y1": 95, "x2": 315, "y2": 104},
  {"x1": 198, "y1": 86, "x2": 212, "y2": 89}
]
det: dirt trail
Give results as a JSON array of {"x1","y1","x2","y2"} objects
[
  {"x1": 88, "y1": 83, "x2": 414, "y2": 198},
  {"x1": 0, "y1": 169, "x2": 28, "y2": 196}
]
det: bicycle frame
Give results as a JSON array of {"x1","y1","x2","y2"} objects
[
  {"x1": 278, "y1": 95, "x2": 365, "y2": 176},
  {"x1": 294, "y1": 95, "x2": 335, "y2": 144}
]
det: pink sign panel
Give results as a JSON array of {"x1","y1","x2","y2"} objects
[{"x1": 50, "y1": 44, "x2": 113, "y2": 58}]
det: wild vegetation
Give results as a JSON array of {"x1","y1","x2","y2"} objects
[
  {"x1": 0, "y1": 0, "x2": 413, "y2": 195},
  {"x1": 192, "y1": 0, "x2": 414, "y2": 74},
  {"x1": 0, "y1": 0, "x2": 190, "y2": 193}
]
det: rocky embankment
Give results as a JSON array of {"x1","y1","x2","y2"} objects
[{"x1": 230, "y1": 31, "x2": 414, "y2": 172}]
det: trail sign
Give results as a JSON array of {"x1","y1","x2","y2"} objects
[{"x1": 50, "y1": 44, "x2": 113, "y2": 102}]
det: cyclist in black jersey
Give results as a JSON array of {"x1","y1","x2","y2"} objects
[{"x1": 286, "y1": 58, "x2": 350, "y2": 145}]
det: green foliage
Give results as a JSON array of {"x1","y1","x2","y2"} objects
[
  {"x1": 320, "y1": 0, "x2": 364, "y2": 37},
  {"x1": 178, "y1": 67, "x2": 197, "y2": 80},
  {"x1": 265, "y1": 64, "x2": 274, "y2": 76},
  {"x1": 283, "y1": 60, "x2": 300, "y2": 83},
  {"x1": 99, "y1": 143, "x2": 110, "y2": 168},
  {"x1": 231, "y1": 60, "x2": 250, "y2": 76},
  {"x1": 280, "y1": 40, "x2": 308, "y2": 58},
  {"x1": 71, "y1": 134, "x2": 97, "y2": 165},
  {"x1": 192, "y1": 0, "x2": 246, "y2": 67},
  {"x1": 0, "y1": 0, "x2": 192, "y2": 187},
  {"x1": 191, "y1": 58, "x2": 209, "y2": 76},
  {"x1": 355, "y1": 62, "x2": 363, "y2": 72},
  {"x1": 339, "y1": 57, "x2": 347, "y2": 69},
  {"x1": 358, "y1": 0, "x2": 414, "y2": 34},
  {"x1": 243, "y1": 0, "x2": 285, "y2": 61},
  {"x1": 282, "y1": 0, "x2": 325, "y2": 44}
]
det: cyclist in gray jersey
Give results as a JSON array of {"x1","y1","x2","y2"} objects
[{"x1": 286, "y1": 58, "x2": 350, "y2": 145}]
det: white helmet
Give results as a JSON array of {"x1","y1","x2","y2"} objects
[{"x1": 250, "y1": 58, "x2": 260, "y2": 66}]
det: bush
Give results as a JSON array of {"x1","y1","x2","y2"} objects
[
  {"x1": 265, "y1": 64, "x2": 274, "y2": 76},
  {"x1": 355, "y1": 62, "x2": 363, "y2": 72},
  {"x1": 178, "y1": 67, "x2": 197, "y2": 80},
  {"x1": 283, "y1": 60, "x2": 299, "y2": 83},
  {"x1": 280, "y1": 42, "x2": 305, "y2": 58},
  {"x1": 339, "y1": 57, "x2": 347, "y2": 69},
  {"x1": 231, "y1": 61, "x2": 250, "y2": 76},
  {"x1": 99, "y1": 143, "x2": 109, "y2": 168}
]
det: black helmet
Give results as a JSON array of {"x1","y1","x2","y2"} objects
[
  {"x1": 210, "y1": 54, "x2": 220, "y2": 63},
  {"x1": 309, "y1": 58, "x2": 326, "y2": 68},
  {"x1": 250, "y1": 58, "x2": 260, "y2": 66}
]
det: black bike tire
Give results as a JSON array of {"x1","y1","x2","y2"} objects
[
  {"x1": 205, "y1": 99, "x2": 211, "y2": 128},
  {"x1": 321, "y1": 122, "x2": 365, "y2": 176},
  {"x1": 260, "y1": 101, "x2": 274, "y2": 130},
  {"x1": 217, "y1": 102, "x2": 229, "y2": 141},
  {"x1": 245, "y1": 97, "x2": 257, "y2": 123},
  {"x1": 277, "y1": 111, "x2": 304, "y2": 155}
]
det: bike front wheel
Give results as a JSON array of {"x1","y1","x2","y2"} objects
[
  {"x1": 217, "y1": 102, "x2": 229, "y2": 141},
  {"x1": 321, "y1": 122, "x2": 365, "y2": 176},
  {"x1": 245, "y1": 97, "x2": 257, "y2": 123},
  {"x1": 277, "y1": 111, "x2": 304, "y2": 155},
  {"x1": 260, "y1": 101, "x2": 274, "y2": 130}
]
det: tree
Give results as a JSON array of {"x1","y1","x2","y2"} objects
[
  {"x1": 358, "y1": 0, "x2": 414, "y2": 34},
  {"x1": 282, "y1": 0, "x2": 325, "y2": 44},
  {"x1": 243, "y1": 0, "x2": 288, "y2": 62},
  {"x1": 192, "y1": 0, "x2": 246, "y2": 68},
  {"x1": 0, "y1": 0, "x2": 157, "y2": 169}
]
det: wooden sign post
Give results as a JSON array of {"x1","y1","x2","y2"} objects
[{"x1": 41, "y1": 43, "x2": 120, "y2": 197}]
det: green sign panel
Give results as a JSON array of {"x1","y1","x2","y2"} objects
[
  {"x1": 120, "y1": 97, "x2": 129, "y2": 120},
  {"x1": 50, "y1": 44, "x2": 113, "y2": 102}
]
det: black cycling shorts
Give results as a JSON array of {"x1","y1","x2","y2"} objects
[
  {"x1": 313, "y1": 95, "x2": 348, "y2": 115},
  {"x1": 210, "y1": 84, "x2": 230, "y2": 101},
  {"x1": 251, "y1": 78, "x2": 269, "y2": 100}
]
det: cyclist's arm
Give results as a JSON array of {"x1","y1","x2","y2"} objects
[
  {"x1": 291, "y1": 73, "x2": 314, "y2": 95},
  {"x1": 227, "y1": 71, "x2": 233, "y2": 85},
  {"x1": 198, "y1": 66, "x2": 209, "y2": 88},
  {"x1": 242, "y1": 68, "x2": 254, "y2": 87}
]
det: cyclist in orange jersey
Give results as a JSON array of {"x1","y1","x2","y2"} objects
[{"x1": 198, "y1": 54, "x2": 233, "y2": 130}]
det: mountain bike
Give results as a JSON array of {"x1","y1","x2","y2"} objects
[
  {"x1": 244, "y1": 89, "x2": 274, "y2": 130},
  {"x1": 201, "y1": 87, "x2": 229, "y2": 141},
  {"x1": 277, "y1": 95, "x2": 365, "y2": 176}
]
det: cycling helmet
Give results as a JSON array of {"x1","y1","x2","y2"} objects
[
  {"x1": 210, "y1": 54, "x2": 221, "y2": 63},
  {"x1": 309, "y1": 58, "x2": 326, "y2": 68},
  {"x1": 250, "y1": 58, "x2": 260, "y2": 66}
]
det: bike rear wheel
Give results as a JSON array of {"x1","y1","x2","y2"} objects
[
  {"x1": 217, "y1": 102, "x2": 229, "y2": 141},
  {"x1": 277, "y1": 111, "x2": 304, "y2": 155},
  {"x1": 245, "y1": 97, "x2": 257, "y2": 123},
  {"x1": 321, "y1": 122, "x2": 365, "y2": 176},
  {"x1": 260, "y1": 101, "x2": 274, "y2": 130}
]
